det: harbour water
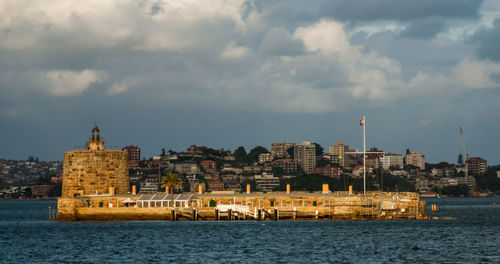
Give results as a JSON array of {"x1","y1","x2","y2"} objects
[{"x1": 1, "y1": 197, "x2": 499, "y2": 263}]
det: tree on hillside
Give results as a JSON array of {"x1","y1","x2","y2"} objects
[
  {"x1": 248, "y1": 146, "x2": 270, "y2": 163},
  {"x1": 404, "y1": 164, "x2": 420, "y2": 171},
  {"x1": 441, "y1": 184, "x2": 469, "y2": 196},
  {"x1": 234, "y1": 146, "x2": 248, "y2": 163},
  {"x1": 316, "y1": 159, "x2": 336, "y2": 167},
  {"x1": 457, "y1": 154, "x2": 463, "y2": 165},
  {"x1": 474, "y1": 170, "x2": 500, "y2": 192},
  {"x1": 202, "y1": 147, "x2": 219, "y2": 157}
]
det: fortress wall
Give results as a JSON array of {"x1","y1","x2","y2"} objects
[
  {"x1": 56, "y1": 193, "x2": 427, "y2": 221},
  {"x1": 61, "y1": 150, "x2": 129, "y2": 197}
]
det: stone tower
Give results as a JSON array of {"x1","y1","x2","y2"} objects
[{"x1": 61, "y1": 123, "x2": 130, "y2": 197}]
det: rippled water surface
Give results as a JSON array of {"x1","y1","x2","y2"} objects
[{"x1": 1, "y1": 198, "x2": 499, "y2": 263}]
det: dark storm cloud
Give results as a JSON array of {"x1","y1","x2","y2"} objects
[
  {"x1": 472, "y1": 19, "x2": 500, "y2": 62},
  {"x1": 318, "y1": 0, "x2": 483, "y2": 21},
  {"x1": 252, "y1": 0, "x2": 483, "y2": 26},
  {"x1": 1, "y1": 0, "x2": 500, "y2": 164}
]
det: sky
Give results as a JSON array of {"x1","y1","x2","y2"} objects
[{"x1": 1, "y1": 0, "x2": 500, "y2": 164}]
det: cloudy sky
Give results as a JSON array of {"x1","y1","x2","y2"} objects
[{"x1": 1, "y1": 0, "x2": 500, "y2": 164}]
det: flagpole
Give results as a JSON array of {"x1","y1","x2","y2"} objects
[{"x1": 363, "y1": 115, "x2": 366, "y2": 195}]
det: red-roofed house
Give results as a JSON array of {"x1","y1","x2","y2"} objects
[
  {"x1": 200, "y1": 160, "x2": 217, "y2": 170},
  {"x1": 207, "y1": 181, "x2": 225, "y2": 192}
]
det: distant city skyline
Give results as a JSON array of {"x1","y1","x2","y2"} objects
[
  {"x1": 1, "y1": 0, "x2": 499, "y2": 164},
  {"x1": 0, "y1": 118, "x2": 494, "y2": 165}
]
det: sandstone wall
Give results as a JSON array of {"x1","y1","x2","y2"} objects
[
  {"x1": 56, "y1": 192, "x2": 427, "y2": 221},
  {"x1": 61, "y1": 150, "x2": 129, "y2": 197}
]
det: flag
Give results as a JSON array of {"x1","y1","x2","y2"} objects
[{"x1": 360, "y1": 119, "x2": 365, "y2": 127}]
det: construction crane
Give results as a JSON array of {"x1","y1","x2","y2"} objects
[{"x1": 459, "y1": 127, "x2": 468, "y2": 178}]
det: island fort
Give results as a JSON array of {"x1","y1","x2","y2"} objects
[{"x1": 56, "y1": 124, "x2": 427, "y2": 221}]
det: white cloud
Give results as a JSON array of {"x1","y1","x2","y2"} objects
[
  {"x1": 0, "y1": 0, "x2": 247, "y2": 51},
  {"x1": 293, "y1": 20, "x2": 349, "y2": 54},
  {"x1": 397, "y1": 58, "x2": 500, "y2": 99},
  {"x1": 2, "y1": 2, "x2": 500, "y2": 115},
  {"x1": 41, "y1": 69, "x2": 104, "y2": 96},
  {"x1": 453, "y1": 58, "x2": 500, "y2": 88}
]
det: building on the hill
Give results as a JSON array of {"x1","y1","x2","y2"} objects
[
  {"x1": 272, "y1": 158, "x2": 297, "y2": 174},
  {"x1": 467, "y1": 157, "x2": 487, "y2": 175},
  {"x1": 271, "y1": 142, "x2": 296, "y2": 158},
  {"x1": 189, "y1": 182, "x2": 206, "y2": 193},
  {"x1": 405, "y1": 152, "x2": 425, "y2": 170},
  {"x1": 294, "y1": 141, "x2": 316, "y2": 174},
  {"x1": 122, "y1": 145, "x2": 141, "y2": 166},
  {"x1": 200, "y1": 160, "x2": 216, "y2": 170},
  {"x1": 254, "y1": 173, "x2": 280, "y2": 192},
  {"x1": 379, "y1": 153, "x2": 403, "y2": 170},
  {"x1": 329, "y1": 140, "x2": 348, "y2": 167},
  {"x1": 207, "y1": 181, "x2": 225, "y2": 192},
  {"x1": 258, "y1": 153, "x2": 272, "y2": 164},
  {"x1": 313, "y1": 164, "x2": 341, "y2": 178},
  {"x1": 175, "y1": 163, "x2": 201, "y2": 175}
]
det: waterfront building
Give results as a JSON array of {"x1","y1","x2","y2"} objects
[
  {"x1": 414, "y1": 177, "x2": 432, "y2": 192},
  {"x1": 122, "y1": 145, "x2": 140, "y2": 166},
  {"x1": 466, "y1": 157, "x2": 487, "y2": 175},
  {"x1": 271, "y1": 142, "x2": 296, "y2": 158},
  {"x1": 405, "y1": 152, "x2": 425, "y2": 170},
  {"x1": 61, "y1": 123, "x2": 129, "y2": 197},
  {"x1": 254, "y1": 173, "x2": 280, "y2": 192},
  {"x1": 294, "y1": 141, "x2": 316, "y2": 174}
]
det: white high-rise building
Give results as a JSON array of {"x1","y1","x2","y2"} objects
[{"x1": 379, "y1": 153, "x2": 403, "y2": 170}]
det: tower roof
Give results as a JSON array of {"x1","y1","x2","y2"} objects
[{"x1": 92, "y1": 123, "x2": 100, "y2": 133}]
